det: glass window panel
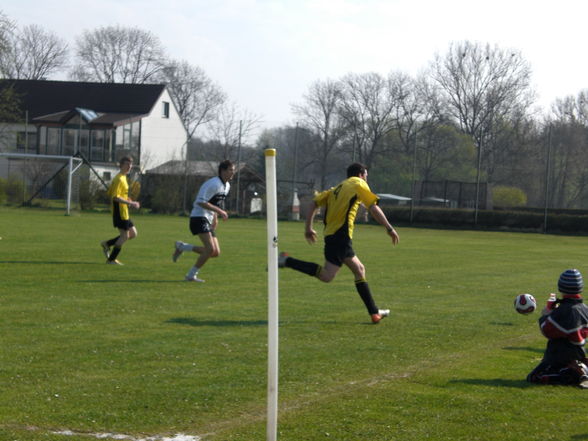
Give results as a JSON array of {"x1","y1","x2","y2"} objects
[
  {"x1": 79, "y1": 129, "x2": 90, "y2": 158},
  {"x1": 47, "y1": 128, "x2": 61, "y2": 155},
  {"x1": 63, "y1": 129, "x2": 77, "y2": 156},
  {"x1": 91, "y1": 130, "x2": 104, "y2": 161}
]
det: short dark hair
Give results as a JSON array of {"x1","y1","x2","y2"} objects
[
  {"x1": 218, "y1": 160, "x2": 235, "y2": 175},
  {"x1": 347, "y1": 162, "x2": 367, "y2": 178},
  {"x1": 119, "y1": 156, "x2": 133, "y2": 166}
]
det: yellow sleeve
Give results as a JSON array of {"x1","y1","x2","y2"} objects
[
  {"x1": 357, "y1": 180, "x2": 379, "y2": 208},
  {"x1": 313, "y1": 188, "x2": 332, "y2": 207}
]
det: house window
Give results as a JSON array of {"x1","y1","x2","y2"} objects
[
  {"x1": 162, "y1": 101, "x2": 170, "y2": 118},
  {"x1": 16, "y1": 131, "x2": 37, "y2": 153},
  {"x1": 103, "y1": 171, "x2": 111, "y2": 181},
  {"x1": 91, "y1": 130, "x2": 105, "y2": 161},
  {"x1": 46, "y1": 128, "x2": 61, "y2": 155}
]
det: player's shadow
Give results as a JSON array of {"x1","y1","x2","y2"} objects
[
  {"x1": 80, "y1": 279, "x2": 185, "y2": 283},
  {"x1": 1, "y1": 260, "x2": 97, "y2": 265},
  {"x1": 571, "y1": 435, "x2": 588, "y2": 440},
  {"x1": 502, "y1": 346, "x2": 544, "y2": 354},
  {"x1": 167, "y1": 317, "x2": 268, "y2": 327},
  {"x1": 448, "y1": 378, "x2": 533, "y2": 388}
]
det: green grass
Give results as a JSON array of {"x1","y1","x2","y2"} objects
[{"x1": 2, "y1": 207, "x2": 588, "y2": 440}]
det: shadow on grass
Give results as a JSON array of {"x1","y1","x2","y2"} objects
[
  {"x1": 79, "y1": 279, "x2": 185, "y2": 283},
  {"x1": 449, "y1": 378, "x2": 533, "y2": 388},
  {"x1": 167, "y1": 317, "x2": 268, "y2": 327},
  {"x1": 166, "y1": 317, "x2": 349, "y2": 327},
  {"x1": 1, "y1": 260, "x2": 98, "y2": 265},
  {"x1": 502, "y1": 346, "x2": 544, "y2": 354},
  {"x1": 571, "y1": 435, "x2": 588, "y2": 440}
]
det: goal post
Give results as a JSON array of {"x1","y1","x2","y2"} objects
[
  {"x1": 265, "y1": 148, "x2": 279, "y2": 441},
  {"x1": 0, "y1": 152, "x2": 84, "y2": 215}
]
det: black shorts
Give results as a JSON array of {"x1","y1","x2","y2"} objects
[
  {"x1": 190, "y1": 217, "x2": 216, "y2": 237},
  {"x1": 324, "y1": 234, "x2": 355, "y2": 267},
  {"x1": 112, "y1": 203, "x2": 134, "y2": 230}
]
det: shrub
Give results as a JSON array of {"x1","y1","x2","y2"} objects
[
  {"x1": 493, "y1": 185, "x2": 527, "y2": 207},
  {"x1": 5, "y1": 175, "x2": 26, "y2": 204}
]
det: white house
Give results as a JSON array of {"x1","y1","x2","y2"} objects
[{"x1": 0, "y1": 79, "x2": 187, "y2": 182}]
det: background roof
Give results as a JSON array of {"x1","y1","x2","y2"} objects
[{"x1": 0, "y1": 79, "x2": 166, "y2": 118}]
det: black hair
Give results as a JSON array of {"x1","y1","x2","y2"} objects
[
  {"x1": 347, "y1": 162, "x2": 367, "y2": 178},
  {"x1": 218, "y1": 160, "x2": 235, "y2": 175}
]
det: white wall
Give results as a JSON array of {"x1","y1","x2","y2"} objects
[{"x1": 140, "y1": 89, "x2": 187, "y2": 171}]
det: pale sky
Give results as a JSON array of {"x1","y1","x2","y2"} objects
[{"x1": 3, "y1": 0, "x2": 588, "y2": 132}]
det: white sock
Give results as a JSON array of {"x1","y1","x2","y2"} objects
[
  {"x1": 180, "y1": 242, "x2": 194, "y2": 252},
  {"x1": 187, "y1": 266, "x2": 199, "y2": 278}
]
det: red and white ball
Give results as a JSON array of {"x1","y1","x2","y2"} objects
[{"x1": 514, "y1": 293, "x2": 537, "y2": 314}]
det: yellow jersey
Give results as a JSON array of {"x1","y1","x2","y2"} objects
[
  {"x1": 314, "y1": 176, "x2": 379, "y2": 239},
  {"x1": 108, "y1": 173, "x2": 130, "y2": 220}
]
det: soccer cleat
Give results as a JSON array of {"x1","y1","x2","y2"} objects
[
  {"x1": 371, "y1": 309, "x2": 390, "y2": 324},
  {"x1": 106, "y1": 259, "x2": 124, "y2": 265},
  {"x1": 172, "y1": 241, "x2": 184, "y2": 262},
  {"x1": 278, "y1": 252, "x2": 289, "y2": 268},
  {"x1": 185, "y1": 275, "x2": 205, "y2": 283},
  {"x1": 100, "y1": 241, "x2": 110, "y2": 259}
]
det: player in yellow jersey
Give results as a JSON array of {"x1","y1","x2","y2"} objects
[
  {"x1": 101, "y1": 156, "x2": 140, "y2": 265},
  {"x1": 279, "y1": 163, "x2": 399, "y2": 323}
]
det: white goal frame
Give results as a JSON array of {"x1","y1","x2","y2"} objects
[{"x1": 0, "y1": 152, "x2": 84, "y2": 215}]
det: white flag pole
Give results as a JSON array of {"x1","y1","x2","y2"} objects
[{"x1": 265, "y1": 148, "x2": 279, "y2": 441}]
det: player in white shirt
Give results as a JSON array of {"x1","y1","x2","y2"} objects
[{"x1": 172, "y1": 160, "x2": 236, "y2": 282}]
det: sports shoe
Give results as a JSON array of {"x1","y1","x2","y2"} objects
[
  {"x1": 371, "y1": 309, "x2": 390, "y2": 324},
  {"x1": 278, "y1": 252, "x2": 289, "y2": 268},
  {"x1": 106, "y1": 259, "x2": 124, "y2": 265},
  {"x1": 101, "y1": 241, "x2": 110, "y2": 259},
  {"x1": 185, "y1": 275, "x2": 205, "y2": 283},
  {"x1": 172, "y1": 241, "x2": 184, "y2": 262}
]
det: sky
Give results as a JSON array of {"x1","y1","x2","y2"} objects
[{"x1": 3, "y1": 0, "x2": 588, "y2": 133}]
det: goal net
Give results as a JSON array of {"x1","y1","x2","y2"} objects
[{"x1": 0, "y1": 153, "x2": 87, "y2": 215}]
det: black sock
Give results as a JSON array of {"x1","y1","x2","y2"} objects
[
  {"x1": 109, "y1": 246, "x2": 122, "y2": 261},
  {"x1": 285, "y1": 256, "x2": 321, "y2": 277},
  {"x1": 106, "y1": 236, "x2": 119, "y2": 247},
  {"x1": 355, "y1": 279, "x2": 378, "y2": 315}
]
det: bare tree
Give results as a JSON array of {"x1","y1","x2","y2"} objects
[
  {"x1": 70, "y1": 25, "x2": 165, "y2": 83},
  {"x1": 157, "y1": 59, "x2": 226, "y2": 138},
  {"x1": 0, "y1": 24, "x2": 68, "y2": 80},
  {"x1": 430, "y1": 41, "x2": 534, "y2": 166},
  {"x1": 292, "y1": 79, "x2": 346, "y2": 189},
  {"x1": 338, "y1": 72, "x2": 400, "y2": 169},
  {"x1": 206, "y1": 102, "x2": 260, "y2": 161},
  {"x1": 0, "y1": 11, "x2": 13, "y2": 57}
]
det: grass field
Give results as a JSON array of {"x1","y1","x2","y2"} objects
[{"x1": 2, "y1": 207, "x2": 588, "y2": 441}]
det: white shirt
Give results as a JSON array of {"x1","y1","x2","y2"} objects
[{"x1": 190, "y1": 176, "x2": 231, "y2": 223}]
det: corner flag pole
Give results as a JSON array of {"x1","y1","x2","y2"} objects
[{"x1": 265, "y1": 148, "x2": 279, "y2": 441}]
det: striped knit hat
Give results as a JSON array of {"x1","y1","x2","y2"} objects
[{"x1": 558, "y1": 269, "x2": 584, "y2": 296}]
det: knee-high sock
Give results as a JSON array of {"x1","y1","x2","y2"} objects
[
  {"x1": 355, "y1": 278, "x2": 378, "y2": 315},
  {"x1": 285, "y1": 256, "x2": 322, "y2": 277},
  {"x1": 109, "y1": 246, "x2": 122, "y2": 261},
  {"x1": 106, "y1": 236, "x2": 119, "y2": 247}
]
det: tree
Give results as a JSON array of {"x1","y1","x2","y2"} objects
[
  {"x1": 338, "y1": 72, "x2": 400, "y2": 169},
  {"x1": 157, "y1": 59, "x2": 226, "y2": 138},
  {"x1": 0, "y1": 24, "x2": 68, "y2": 80},
  {"x1": 292, "y1": 79, "x2": 346, "y2": 189},
  {"x1": 430, "y1": 41, "x2": 534, "y2": 150},
  {"x1": 70, "y1": 25, "x2": 165, "y2": 83},
  {"x1": 0, "y1": 11, "x2": 13, "y2": 57}
]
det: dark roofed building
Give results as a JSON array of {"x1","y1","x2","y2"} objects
[{"x1": 0, "y1": 79, "x2": 187, "y2": 178}]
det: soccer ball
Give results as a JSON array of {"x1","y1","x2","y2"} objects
[{"x1": 514, "y1": 293, "x2": 537, "y2": 314}]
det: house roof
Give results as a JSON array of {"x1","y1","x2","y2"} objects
[
  {"x1": 0, "y1": 79, "x2": 166, "y2": 119},
  {"x1": 146, "y1": 160, "x2": 263, "y2": 182}
]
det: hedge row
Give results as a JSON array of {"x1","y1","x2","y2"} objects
[{"x1": 381, "y1": 206, "x2": 588, "y2": 234}]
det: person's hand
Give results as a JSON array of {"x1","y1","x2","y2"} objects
[
  {"x1": 218, "y1": 209, "x2": 228, "y2": 221},
  {"x1": 305, "y1": 228, "x2": 317, "y2": 244},
  {"x1": 387, "y1": 227, "x2": 399, "y2": 245},
  {"x1": 130, "y1": 200, "x2": 140, "y2": 209}
]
